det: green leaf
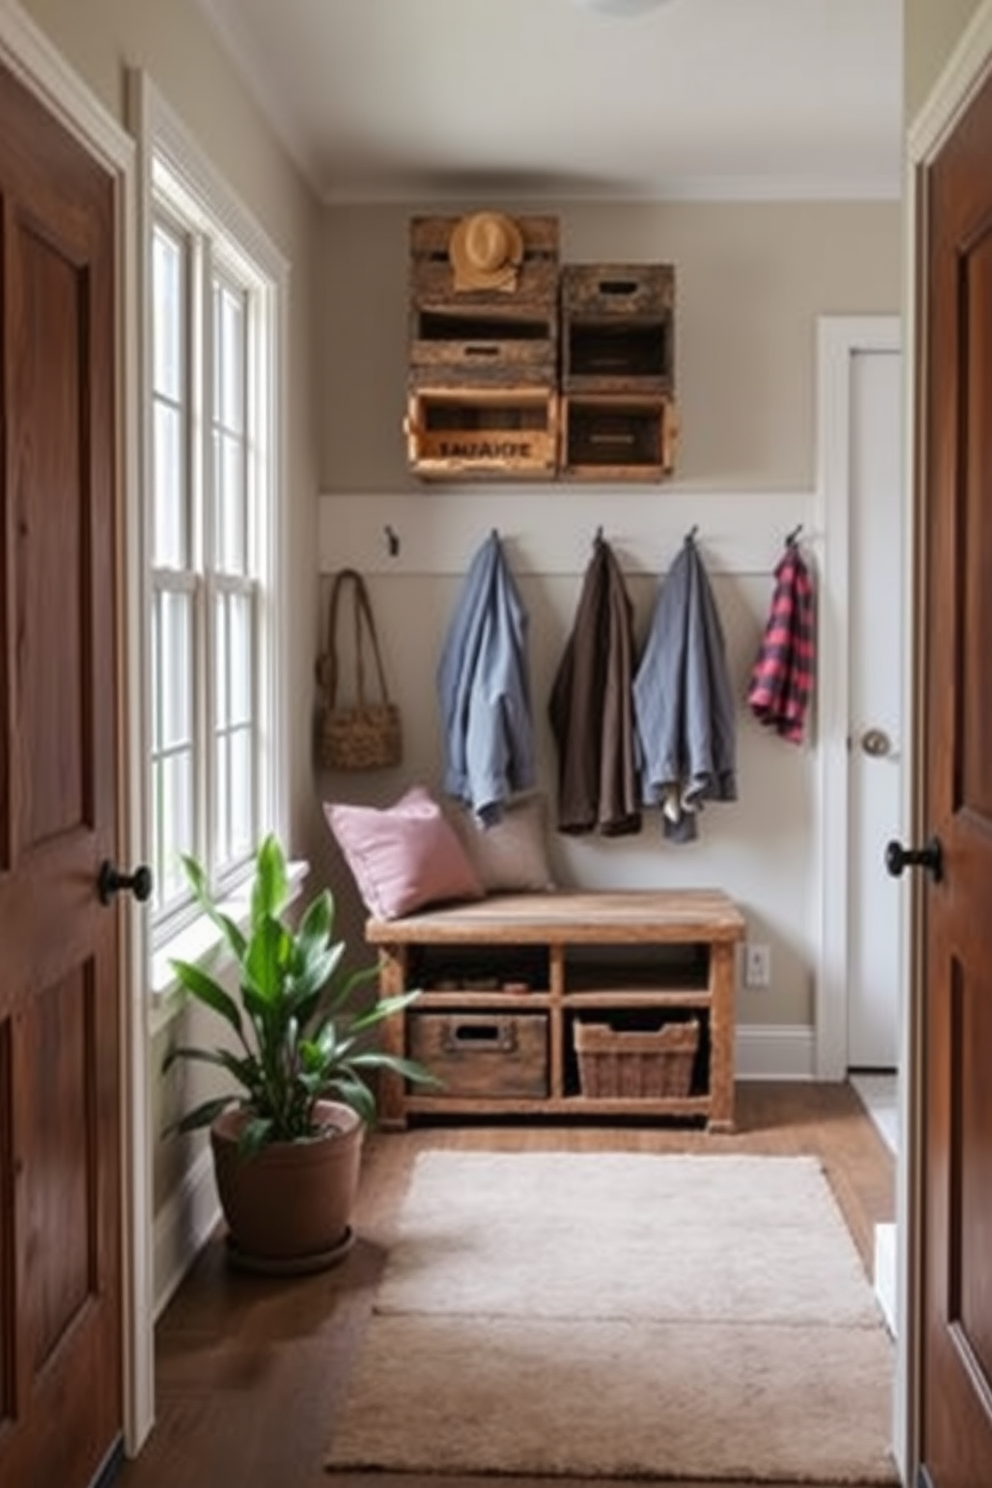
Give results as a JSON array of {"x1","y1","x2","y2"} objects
[
  {"x1": 244, "y1": 916, "x2": 292, "y2": 1002},
  {"x1": 238, "y1": 1114, "x2": 276, "y2": 1158},
  {"x1": 326, "y1": 1071, "x2": 376, "y2": 1126},
  {"x1": 169, "y1": 958, "x2": 244, "y2": 1039},
  {"x1": 296, "y1": 889, "x2": 333, "y2": 952},
  {"x1": 292, "y1": 945, "x2": 342, "y2": 1003},
  {"x1": 251, "y1": 834, "x2": 288, "y2": 923},
  {"x1": 349, "y1": 1050, "x2": 441, "y2": 1087},
  {"x1": 321, "y1": 961, "x2": 382, "y2": 1015},
  {"x1": 346, "y1": 990, "x2": 421, "y2": 1033},
  {"x1": 180, "y1": 853, "x2": 247, "y2": 960},
  {"x1": 163, "y1": 1094, "x2": 237, "y2": 1136}
]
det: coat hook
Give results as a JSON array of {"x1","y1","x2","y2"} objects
[
  {"x1": 384, "y1": 524, "x2": 400, "y2": 557},
  {"x1": 785, "y1": 523, "x2": 803, "y2": 547},
  {"x1": 594, "y1": 525, "x2": 604, "y2": 546},
  {"x1": 684, "y1": 524, "x2": 699, "y2": 544}
]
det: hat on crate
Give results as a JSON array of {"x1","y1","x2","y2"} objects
[{"x1": 449, "y1": 211, "x2": 525, "y2": 292}]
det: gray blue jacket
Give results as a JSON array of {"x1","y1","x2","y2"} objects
[
  {"x1": 633, "y1": 536, "x2": 737, "y2": 842},
  {"x1": 437, "y1": 531, "x2": 535, "y2": 823}
]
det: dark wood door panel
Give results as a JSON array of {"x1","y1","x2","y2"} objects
[
  {"x1": 0, "y1": 52, "x2": 122, "y2": 1488},
  {"x1": 959, "y1": 234, "x2": 992, "y2": 823},
  {"x1": 11, "y1": 221, "x2": 89, "y2": 848},
  {"x1": 920, "y1": 49, "x2": 992, "y2": 1488}
]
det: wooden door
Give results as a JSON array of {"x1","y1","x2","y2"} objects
[
  {"x1": 0, "y1": 58, "x2": 124, "y2": 1488},
  {"x1": 917, "y1": 55, "x2": 992, "y2": 1488}
]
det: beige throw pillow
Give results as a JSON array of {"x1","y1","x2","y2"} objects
[{"x1": 446, "y1": 793, "x2": 556, "y2": 894}]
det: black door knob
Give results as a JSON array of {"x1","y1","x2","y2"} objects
[
  {"x1": 98, "y1": 860, "x2": 154, "y2": 905},
  {"x1": 884, "y1": 837, "x2": 943, "y2": 883}
]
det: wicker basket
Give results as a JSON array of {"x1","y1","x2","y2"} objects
[{"x1": 573, "y1": 1019, "x2": 700, "y2": 1099}]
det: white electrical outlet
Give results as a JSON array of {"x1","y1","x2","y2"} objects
[{"x1": 744, "y1": 942, "x2": 772, "y2": 988}]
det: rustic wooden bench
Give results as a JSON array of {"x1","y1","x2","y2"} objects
[{"x1": 367, "y1": 888, "x2": 745, "y2": 1132}]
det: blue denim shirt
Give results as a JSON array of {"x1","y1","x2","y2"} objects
[
  {"x1": 437, "y1": 531, "x2": 535, "y2": 823},
  {"x1": 633, "y1": 537, "x2": 737, "y2": 842}
]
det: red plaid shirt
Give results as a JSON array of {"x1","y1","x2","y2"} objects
[{"x1": 747, "y1": 545, "x2": 814, "y2": 743}]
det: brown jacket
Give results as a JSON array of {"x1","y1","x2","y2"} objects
[{"x1": 548, "y1": 537, "x2": 642, "y2": 836}]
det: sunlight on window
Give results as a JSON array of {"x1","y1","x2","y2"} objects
[{"x1": 147, "y1": 158, "x2": 279, "y2": 944}]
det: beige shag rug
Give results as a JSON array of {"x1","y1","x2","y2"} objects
[{"x1": 326, "y1": 1152, "x2": 898, "y2": 1483}]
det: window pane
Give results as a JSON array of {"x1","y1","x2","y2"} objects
[
  {"x1": 152, "y1": 225, "x2": 183, "y2": 400},
  {"x1": 229, "y1": 593, "x2": 253, "y2": 725},
  {"x1": 215, "y1": 726, "x2": 253, "y2": 872},
  {"x1": 213, "y1": 429, "x2": 246, "y2": 575},
  {"x1": 153, "y1": 402, "x2": 185, "y2": 568},
  {"x1": 214, "y1": 733, "x2": 230, "y2": 867},
  {"x1": 148, "y1": 145, "x2": 276, "y2": 940},
  {"x1": 153, "y1": 750, "x2": 193, "y2": 911},
  {"x1": 214, "y1": 592, "x2": 229, "y2": 728},
  {"x1": 154, "y1": 590, "x2": 193, "y2": 749},
  {"x1": 228, "y1": 727, "x2": 253, "y2": 859},
  {"x1": 214, "y1": 279, "x2": 244, "y2": 434}
]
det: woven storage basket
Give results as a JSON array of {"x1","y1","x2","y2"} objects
[
  {"x1": 573, "y1": 1019, "x2": 699, "y2": 1099},
  {"x1": 316, "y1": 568, "x2": 402, "y2": 771}
]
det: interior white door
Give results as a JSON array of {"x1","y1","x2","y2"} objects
[{"x1": 847, "y1": 347, "x2": 903, "y2": 1069}]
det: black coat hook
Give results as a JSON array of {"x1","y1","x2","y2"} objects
[
  {"x1": 785, "y1": 523, "x2": 803, "y2": 547},
  {"x1": 384, "y1": 524, "x2": 400, "y2": 556},
  {"x1": 684, "y1": 524, "x2": 699, "y2": 544}
]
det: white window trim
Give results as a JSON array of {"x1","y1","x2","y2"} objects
[{"x1": 129, "y1": 68, "x2": 291, "y2": 998}]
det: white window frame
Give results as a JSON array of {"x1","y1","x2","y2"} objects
[{"x1": 131, "y1": 71, "x2": 290, "y2": 996}]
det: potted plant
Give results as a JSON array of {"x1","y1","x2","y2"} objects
[{"x1": 163, "y1": 832, "x2": 431, "y2": 1273}]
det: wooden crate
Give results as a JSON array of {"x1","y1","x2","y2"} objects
[
  {"x1": 409, "y1": 302, "x2": 557, "y2": 388},
  {"x1": 405, "y1": 386, "x2": 560, "y2": 480},
  {"x1": 561, "y1": 263, "x2": 675, "y2": 394},
  {"x1": 408, "y1": 1011, "x2": 549, "y2": 1099},
  {"x1": 561, "y1": 394, "x2": 677, "y2": 481},
  {"x1": 410, "y1": 213, "x2": 559, "y2": 306},
  {"x1": 573, "y1": 1019, "x2": 700, "y2": 1100}
]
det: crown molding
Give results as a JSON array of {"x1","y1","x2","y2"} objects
[{"x1": 193, "y1": 0, "x2": 324, "y2": 196}]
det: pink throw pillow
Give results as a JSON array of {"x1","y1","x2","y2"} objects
[{"x1": 324, "y1": 785, "x2": 485, "y2": 920}]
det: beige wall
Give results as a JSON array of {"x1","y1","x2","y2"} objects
[
  {"x1": 313, "y1": 199, "x2": 901, "y2": 1042},
  {"x1": 318, "y1": 201, "x2": 900, "y2": 495},
  {"x1": 905, "y1": 0, "x2": 983, "y2": 119}
]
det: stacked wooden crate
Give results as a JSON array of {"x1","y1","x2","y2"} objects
[
  {"x1": 559, "y1": 263, "x2": 677, "y2": 481},
  {"x1": 405, "y1": 212, "x2": 561, "y2": 480}
]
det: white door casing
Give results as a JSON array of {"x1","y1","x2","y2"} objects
[
  {"x1": 815, "y1": 315, "x2": 905, "y2": 1083},
  {"x1": 847, "y1": 346, "x2": 904, "y2": 1070}
]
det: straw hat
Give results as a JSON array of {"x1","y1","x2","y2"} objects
[{"x1": 449, "y1": 211, "x2": 525, "y2": 292}]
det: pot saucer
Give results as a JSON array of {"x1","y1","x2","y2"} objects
[{"x1": 224, "y1": 1225, "x2": 355, "y2": 1276}]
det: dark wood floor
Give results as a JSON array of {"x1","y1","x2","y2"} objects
[{"x1": 117, "y1": 1081, "x2": 896, "y2": 1488}]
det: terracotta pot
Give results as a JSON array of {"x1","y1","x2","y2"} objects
[{"x1": 210, "y1": 1099, "x2": 363, "y2": 1270}]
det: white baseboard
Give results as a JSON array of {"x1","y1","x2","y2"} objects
[
  {"x1": 735, "y1": 1023, "x2": 816, "y2": 1080},
  {"x1": 152, "y1": 1146, "x2": 221, "y2": 1319},
  {"x1": 874, "y1": 1221, "x2": 897, "y2": 1337}
]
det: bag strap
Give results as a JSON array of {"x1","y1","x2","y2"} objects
[{"x1": 317, "y1": 568, "x2": 392, "y2": 709}]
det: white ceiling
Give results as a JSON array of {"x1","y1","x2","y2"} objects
[{"x1": 196, "y1": 0, "x2": 903, "y2": 204}]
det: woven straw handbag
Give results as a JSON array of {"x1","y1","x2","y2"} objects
[{"x1": 316, "y1": 568, "x2": 402, "y2": 771}]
